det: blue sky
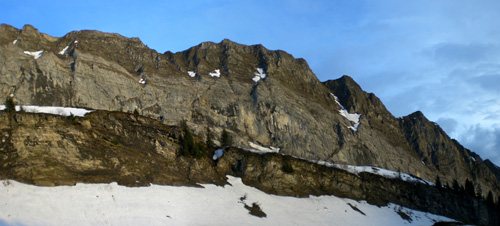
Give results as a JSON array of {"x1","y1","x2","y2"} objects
[{"x1": 2, "y1": 0, "x2": 500, "y2": 166}]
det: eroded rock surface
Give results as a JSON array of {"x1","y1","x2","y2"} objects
[{"x1": 1, "y1": 24, "x2": 499, "y2": 205}]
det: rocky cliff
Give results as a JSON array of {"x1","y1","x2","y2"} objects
[
  {"x1": 0, "y1": 110, "x2": 498, "y2": 225},
  {"x1": 1, "y1": 24, "x2": 499, "y2": 210}
]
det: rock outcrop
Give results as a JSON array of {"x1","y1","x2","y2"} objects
[
  {"x1": 0, "y1": 110, "x2": 226, "y2": 187},
  {"x1": 0, "y1": 110, "x2": 498, "y2": 225},
  {"x1": 1, "y1": 24, "x2": 499, "y2": 204}
]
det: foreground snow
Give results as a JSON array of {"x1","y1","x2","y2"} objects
[
  {"x1": 0, "y1": 176, "x2": 453, "y2": 226},
  {"x1": 0, "y1": 105, "x2": 93, "y2": 117}
]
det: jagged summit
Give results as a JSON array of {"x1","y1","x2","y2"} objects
[
  {"x1": 324, "y1": 75, "x2": 388, "y2": 114},
  {"x1": 1, "y1": 25, "x2": 500, "y2": 222},
  {"x1": 196, "y1": 38, "x2": 260, "y2": 49}
]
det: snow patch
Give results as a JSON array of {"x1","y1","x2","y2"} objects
[
  {"x1": 23, "y1": 50, "x2": 44, "y2": 60},
  {"x1": 331, "y1": 93, "x2": 361, "y2": 131},
  {"x1": 0, "y1": 105, "x2": 93, "y2": 117},
  {"x1": 471, "y1": 156, "x2": 476, "y2": 162},
  {"x1": 252, "y1": 68, "x2": 267, "y2": 83},
  {"x1": 213, "y1": 148, "x2": 224, "y2": 160},
  {"x1": 310, "y1": 159, "x2": 434, "y2": 186},
  {"x1": 247, "y1": 142, "x2": 280, "y2": 154},
  {"x1": 187, "y1": 71, "x2": 197, "y2": 78},
  {"x1": 12, "y1": 39, "x2": 18, "y2": 45},
  {"x1": 0, "y1": 175, "x2": 453, "y2": 226},
  {"x1": 209, "y1": 69, "x2": 220, "y2": 78},
  {"x1": 59, "y1": 45, "x2": 70, "y2": 55}
]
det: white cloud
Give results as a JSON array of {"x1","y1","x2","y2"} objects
[
  {"x1": 313, "y1": 1, "x2": 500, "y2": 166},
  {"x1": 457, "y1": 124, "x2": 500, "y2": 164}
]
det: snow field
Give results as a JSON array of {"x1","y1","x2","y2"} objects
[{"x1": 0, "y1": 176, "x2": 452, "y2": 226}]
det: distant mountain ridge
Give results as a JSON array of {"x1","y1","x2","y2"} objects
[{"x1": 1, "y1": 24, "x2": 500, "y2": 224}]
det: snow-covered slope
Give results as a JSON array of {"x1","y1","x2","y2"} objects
[{"x1": 0, "y1": 176, "x2": 453, "y2": 226}]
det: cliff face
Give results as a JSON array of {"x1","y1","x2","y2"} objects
[
  {"x1": 0, "y1": 110, "x2": 498, "y2": 225},
  {"x1": 0, "y1": 110, "x2": 226, "y2": 187},
  {"x1": 0, "y1": 24, "x2": 499, "y2": 200},
  {"x1": 400, "y1": 111, "x2": 500, "y2": 195}
]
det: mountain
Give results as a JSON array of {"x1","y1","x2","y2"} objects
[
  {"x1": 0, "y1": 109, "x2": 497, "y2": 225},
  {"x1": 1, "y1": 24, "x2": 499, "y2": 225}
]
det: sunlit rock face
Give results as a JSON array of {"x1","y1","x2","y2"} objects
[{"x1": 1, "y1": 24, "x2": 499, "y2": 212}]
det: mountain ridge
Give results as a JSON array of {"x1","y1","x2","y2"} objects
[{"x1": 1, "y1": 24, "x2": 500, "y2": 224}]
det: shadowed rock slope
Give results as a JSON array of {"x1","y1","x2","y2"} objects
[
  {"x1": 0, "y1": 24, "x2": 499, "y2": 204},
  {"x1": 324, "y1": 76, "x2": 500, "y2": 199}
]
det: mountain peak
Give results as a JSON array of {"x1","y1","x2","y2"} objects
[
  {"x1": 0, "y1": 23, "x2": 17, "y2": 33},
  {"x1": 21, "y1": 24, "x2": 38, "y2": 34},
  {"x1": 324, "y1": 75, "x2": 380, "y2": 114},
  {"x1": 1, "y1": 25, "x2": 500, "y2": 225},
  {"x1": 406, "y1": 110, "x2": 428, "y2": 123},
  {"x1": 220, "y1": 38, "x2": 239, "y2": 45}
]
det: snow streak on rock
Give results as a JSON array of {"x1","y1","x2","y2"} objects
[
  {"x1": 247, "y1": 142, "x2": 280, "y2": 154},
  {"x1": 23, "y1": 50, "x2": 44, "y2": 60},
  {"x1": 331, "y1": 93, "x2": 361, "y2": 131},
  {"x1": 0, "y1": 105, "x2": 94, "y2": 117},
  {"x1": 59, "y1": 45, "x2": 70, "y2": 55},
  {"x1": 306, "y1": 158, "x2": 434, "y2": 186}
]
